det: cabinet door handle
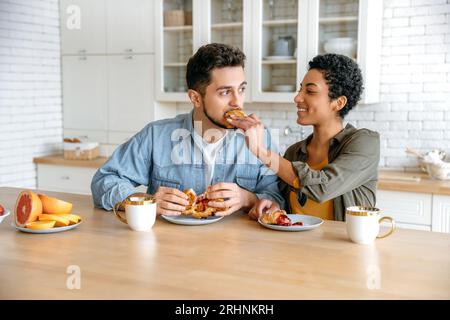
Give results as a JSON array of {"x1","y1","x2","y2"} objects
[
  {"x1": 78, "y1": 49, "x2": 86, "y2": 54},
  {"x1": 60, "y1": 176, "x2": 70, "y2": 180},
  {"x1": 78, "y1": 56, "x2": 87, "y2": 60},
  {"x1": 125, "y1": 55, "x2": 133, "y2": 59},
  {"x1": 124, "y1": 48, "x2": 133, "y2": 52}
]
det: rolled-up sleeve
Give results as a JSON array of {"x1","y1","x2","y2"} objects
[
  {"x1": 253, "y1": 129, "x2": 285, "y2": 208},
  {"x1": 91, "y1": 125, "x2": 152, "y2": 210},
  {"x1": 292, "y1": 130, "x2": 380, "y2": 203}
]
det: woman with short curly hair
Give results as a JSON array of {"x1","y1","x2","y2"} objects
[{"x1": 228, "y1": 53, "x2": 380, "y2": 221}]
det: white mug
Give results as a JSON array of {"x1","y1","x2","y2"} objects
[
  {"x1": 113, "y1": 196, "x2": 156, "y2": 232},
  {"x1": 345, "y1": 206, "x2": 395, "y2": 244}
]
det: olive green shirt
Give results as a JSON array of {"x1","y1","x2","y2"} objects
[{"x1": 280, "y1": 123, "x2": 380, "y2": 221}]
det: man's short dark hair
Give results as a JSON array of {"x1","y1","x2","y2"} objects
[
  {"x1": 308, "y1": 54, "x2": 364, "y2": 118},
  {"x1": 186, "y1": 43, "x2": 246, "y2": 96}
]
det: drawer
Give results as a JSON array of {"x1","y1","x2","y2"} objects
[
  {"x1": 376, "y1": 190, "x2": 432, "y2": 226},
  {"x1": 37, "y1": 164, "x2": 98, "y2": 194}
]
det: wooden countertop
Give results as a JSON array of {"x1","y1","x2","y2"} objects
[
  {"x1": 33, "y1": 155, "x2": 450, "y2": 196},
  {"x1": 33, "y1": 154, "x2": 107, "y2": 169},
  {"x1": 0, "y1": 187, "x2": 449, "y2": 299},
  {"x1": 378, "y1": 170, "x2": 450, "y2": 196}
]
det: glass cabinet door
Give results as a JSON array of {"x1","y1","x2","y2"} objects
[
  {"x1": 261, "y1": 0, "x2": 298, "y2": 94},
  {"x1": 162, "y1": 0, "x2": 193, "y2": 94},
  {"x1": 318, "y1": 0, "x2": 359, "y2": 60},
  {"x1": 209, "y1": 0, "x2": 244, "y2": 49}
]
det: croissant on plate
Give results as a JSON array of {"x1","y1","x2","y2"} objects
[
  {"x1": 260, "y1": 210, "x2": 303, "y2": 226},
  {"x1": 182, "y1": 189, "x2": 225, "y2": 219}
]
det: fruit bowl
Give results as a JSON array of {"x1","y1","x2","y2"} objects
[{"x1": 0, "y1": 208, "x2": 11, "y2": 224}]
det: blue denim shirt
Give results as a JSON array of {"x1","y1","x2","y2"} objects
[{"x1": 91, "y1": 111, "x2": 284, "y2": 210}]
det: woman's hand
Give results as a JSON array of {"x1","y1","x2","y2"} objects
[
  {"x1": 248, "y1": 198, "x2": 281, "y2": 220},
  {"x1": 227, "y1": 113, "x2": 266, "y2": 157}
]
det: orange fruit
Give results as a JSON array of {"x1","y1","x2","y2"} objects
[
  {"x1": 26, "y1": 220, "x2": 56, "y2": 230},
  {"x1": 38, "y1": 194, "x2": 73, "y2": 214},
  {"x1": 39, "y1": 214, "x2": 70, "y2": 227}
]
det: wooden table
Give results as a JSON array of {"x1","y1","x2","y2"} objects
[{"x1": 0, "y1": 187, "x2": 449, "y2": 299}]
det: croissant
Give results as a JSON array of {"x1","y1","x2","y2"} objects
[
  {"x1": 182, "y1": 189, "x2": 226, "y2": 219},
  {"x1": 224, "y1": 109, "x2": 247, "y2": 129},
  {"x1": 261, "y1": 210, "x2": 303, "y2": 226}
]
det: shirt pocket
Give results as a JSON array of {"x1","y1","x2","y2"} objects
[
  {"x1": 149, "y1": 168, "x2": 182, "y2": 194},
  {"x1": 235, "y1": 165, "x2": 259, "y2": 192}
]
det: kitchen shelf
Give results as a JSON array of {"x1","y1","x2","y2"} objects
[
  {"x1": 211, "y1": 22, "x2": 243, "y2": 29},
  {"x1": 319, "y1": 16, "x2": 358, "y2": 24},
  {"x1": 163, "y1": 25, "x2": 193, "y2": 32},
  {"x1": 262, "y1": 19, "x2": 297, "y2": 27},
  {"x1": 261, "y1": 59, "x2": 296, "y2": 65}
]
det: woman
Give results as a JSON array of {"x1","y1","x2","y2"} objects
[{"x1": 227, "y1": 54, "x2": 380, "y2": 221}]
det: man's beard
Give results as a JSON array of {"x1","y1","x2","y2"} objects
[{"x1": 202, "y1": 99, "x2": 231, "y2": 130}]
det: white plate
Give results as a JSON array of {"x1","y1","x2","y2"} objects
[
  {"x1": 258, "y1": 214, "x2": 323, "y2": 232},
  {"x1": 161, "y1": 215, "x2": 224, "y2": 226},
  {"x1": 12, "y1": 220, "x2": 83, "y2": 234},
  {"x1": 263, "y1": 55, "x2": 295, "y2": 60},
  {"x1": 0, "y1": 209, "x2": 10, "y2": 224}
]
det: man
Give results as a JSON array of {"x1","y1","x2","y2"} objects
[{"x1": 91, "y1": 43, "x2": 284, "y2": 216}]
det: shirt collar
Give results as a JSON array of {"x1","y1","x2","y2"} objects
[{"x1": 299, "y1": 123, "x2": 357, "y2": 155}]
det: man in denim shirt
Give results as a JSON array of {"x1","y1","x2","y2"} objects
[{"x1": 91, "y1": 43, "x2": 284, "y2": 216}]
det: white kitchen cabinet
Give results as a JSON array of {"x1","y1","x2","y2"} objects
[
  {"x1": 62, "y1": 55, "x2": 108, "y2": 132},
  {"x1": 60, "y1": 0, "x2": 106, "y2": 55},
  {"x1": 204, "y1": 0, "x2": 253, "y2": 102},
  {"x1": 306, "y1": 0, "x2": 383, "y2": 104},
  {"x1": 155, "y1": 0, "x2": 196, "y2": 102},
  {"x1": 37, "y1": 164, "x2": 148, "y2": 195},
  {"x1": 252, "y1": 0, "x2": 308, "y2": 102},
  {"x1": 377, "y1": 190, "x2": 450, "y2": 233},
  {"x1": 155, "y1": 0, "x2": 383, "y2": 103},
  {"x1": 376, "y1": 190, "x2": 432, "y2": 227},
  {"x1": 107, "y1": 54, "x2": 154, "y2": 134},
  {"x1": 106, "y1": 0, "x2": 154, "y2": 54},
  {"x1": 431, "y1": 195, "x2": 450, "y2": 233},
  {"x1": 37, "y1": 164, "x2": 98, "y2": 195}
]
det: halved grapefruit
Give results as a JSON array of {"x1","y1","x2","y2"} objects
[
  {"x1": 38, "y1": 194, "x2": 73, "y2": 214},
  {"x1": 14, "y1": 190, "x2": 43, "y2": 227},
  {"x1": 39, "y1": 214, "x2": 70, "y2": 227},
  {"x1": 26, "y1": 220, "x2": 56, "y2": 230}
]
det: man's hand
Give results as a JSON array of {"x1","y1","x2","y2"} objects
[
  {"x1": 153, "y1": 187, "x2": 189, "y2": 216},
  {"x1": 206, "y1": 182, "x2": 257, "y2": 216},
  {"x1": 248, "y1": 198, "x2": 281, "y2": 220}
]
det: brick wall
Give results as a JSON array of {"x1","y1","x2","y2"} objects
[
  {"x1": 178, "y1": 0, "x2": 450, "y2": 172},
  {"x1": 0, "y1": 0, "x2": 62, "y2": 188}
]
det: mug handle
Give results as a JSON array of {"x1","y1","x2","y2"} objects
[
  {"x1": 377, "y1": 216, "x2": 396, "y2": 239},
  {"x1": 113, "y1": 202, "x2": 127, "y2": 224}
]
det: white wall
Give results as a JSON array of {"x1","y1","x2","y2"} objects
[
  {"x1": 178, "y1": 0, "x2": 450, "y2": 172},
  {"x1": 0, "y1": 0, "x2": 62, "y2": 188}
]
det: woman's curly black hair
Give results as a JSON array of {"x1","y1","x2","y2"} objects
[
  {"x1": 186, "y1": 43, "x2": 246, "y2": 96},
  {"x1": 308, "y1": 54, "x2": 364, "y2": 118}
]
